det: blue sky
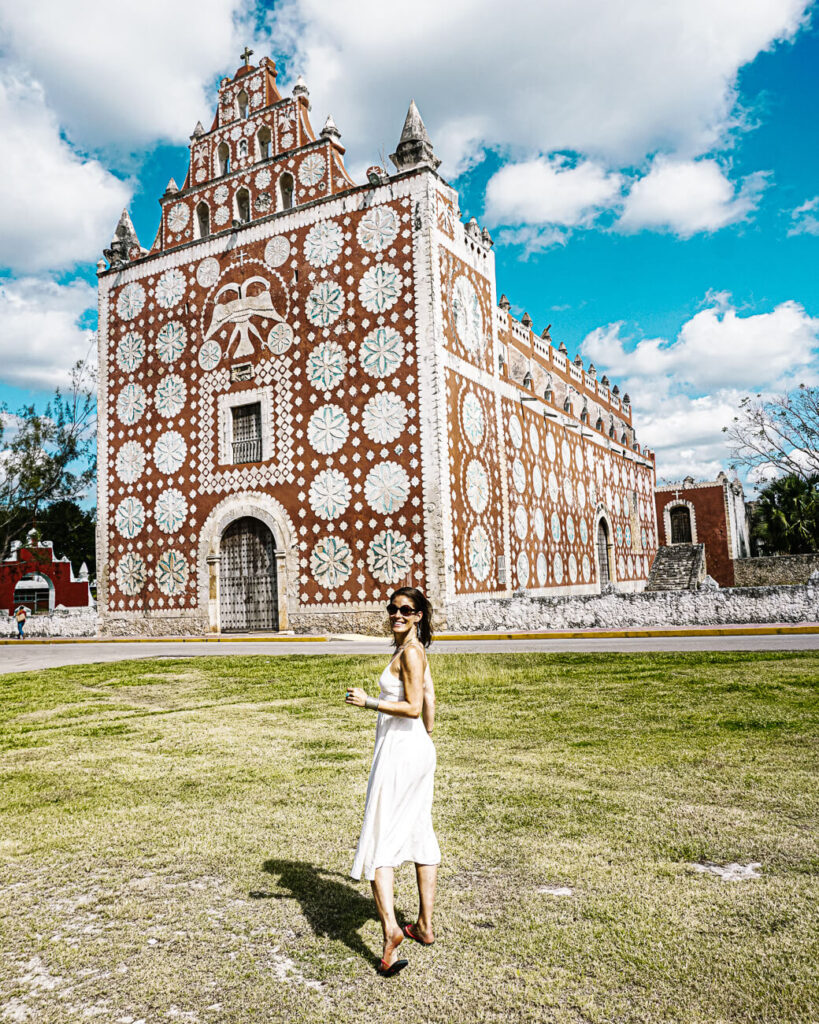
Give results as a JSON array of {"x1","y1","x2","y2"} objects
[{"x1": 0, "y1": 0, "x2": 817, "y2": 493}]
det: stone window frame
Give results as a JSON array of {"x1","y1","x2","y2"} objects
[
  {"x1": 662, "y1": 499, "x2": 698, "y2": 546},
  {"x1": 217, "y1": 386, "x2": 273, "y2": 465}
]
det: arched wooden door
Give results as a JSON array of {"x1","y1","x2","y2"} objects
[
  {"x1": 219, "y1": 517, "x2": 278, "y2": 632},
  {"x1": 670, "y1": 506, "x2": 692, "y2": 544},
  {"x1": 597, "y1": 520, "x2": 611, "y2": 585}
]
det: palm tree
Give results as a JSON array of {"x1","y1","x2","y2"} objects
[{"x1": 750, "y1": 474, "x2": 819, "y2": 554}]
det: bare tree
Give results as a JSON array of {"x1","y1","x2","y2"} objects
[
  {"x1": 0, "y1": 354, "x2": 97, "y2": 558},
  {"x1": 724, "y1": 385, "x2": 819, "y2": 485}
]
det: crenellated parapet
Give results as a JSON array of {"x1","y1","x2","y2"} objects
[{"x1": 494, "y1": 302, "x2": 653, "y2": 462}]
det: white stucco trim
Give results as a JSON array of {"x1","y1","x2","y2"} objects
[
  {"x1": 662, "y1": 498, "x2": 698, "y2": 546},
  {"x1": 216, "y1": 386, "x2": 273, "y2": 465}
]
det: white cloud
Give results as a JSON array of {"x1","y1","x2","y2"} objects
[
  {"x1": 0, "y1": 76, "x2": 131, "y2": 272},
  {"x1": 0, "y1": 0, "x2": 259, "y2": 149},
  {"x1": 788, "y1": 196, "x2": 819, "y2": 236},
  {"x1": 0, "y1": 277, "x2": 97, "y2": 390},
  {"x1": 268, "y1": 0, "x2": 808, "y2": 175},
  {"x1": 582, "y1": 296, "x2": 819, "y2": 393},
  {"x1": 580, "y1": 296, "x2": 819, "y2": 480},
  {"x1": 485, "y1": 157, "x2": 622, "y2": 228},
  {"x1": 618, "y1": 158, "x2": 769, "y2": 237}
]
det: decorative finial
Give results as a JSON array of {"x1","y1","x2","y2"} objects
[
  {"x1": 498, "y1": 294, "x2": 511, "y2": 312},
  {"x1": 103, "y1": 209, "x2": 142, "y2": 269},
  {"x1": 164, "y1": 177, "x2": 179, "y2": 195},
  {"x1": 241, "y1": 46, "x2": 254, "y2": 67},
  {"x1": 191, "y1": 121, "x2": 205, "y2": 140},
  {"x1": 558, "y1": 341, "x2": 568, "y2": 355},
  {"x1": 321, "y1": 114, "x2": 341, "y2": 141},
  {"x1": 541, "y1": 325, "x2": 552, "y2": 340},
  {"x1": 390, "y1": 99, "x2": 441, "y2": 172},
  {"x1": 521, "y1": 312, "x2": 533, "y2": 329},
  {"x1": 293, "y1": 75, "x2": 309, "y2": 99}
]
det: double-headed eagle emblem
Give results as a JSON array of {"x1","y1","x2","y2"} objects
[{"x1": 205, "y1": 277, "x2": 284, "y2": 357}]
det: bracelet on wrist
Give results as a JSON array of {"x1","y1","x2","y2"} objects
[{"x1": 364, "y1": 696, "x2": 379, "y2": 711}]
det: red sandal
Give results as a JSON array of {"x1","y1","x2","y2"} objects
[
  {"x1": 402, "y1": 923, "x2": 434, "y2": 946},
  {"x1": 377, "y1": 957, "x2": 409, "y2": 977}
]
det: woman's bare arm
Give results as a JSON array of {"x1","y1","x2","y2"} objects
[
  {"x1": 422, "y1": 664, "x2": 435, "y2": 734},
  {"x1": 345, "y1": 645, "x2": 425, "y2": 718}
]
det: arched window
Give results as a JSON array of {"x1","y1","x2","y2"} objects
[
  {"x1": 581, "y1": 407, "x2": 589, "y2": 424},
  {"x1": 196, "y1": 201, "x2": 210, "y2": 238},
  {"x1": 621, "y1": 432, "x2": 628, "y2": 445},
  {"x1": 595, "y1": 416, "x2": 604, "y2": 432},
  {"x1": 563, "y1": 396, "x2": 572, "y2": 414},
  {"x1": 238, "y1": 139, "x2": 248, "y2": 159},
  {"x1": 236, "y1": 188, "x2": 250, "y2": 223},
  {"x1": 237, "y1": 90, "x2": 249, "y2": 119},
  {"x1": 217, "y1": 142, "x2": 230, "y2": 177},
  {"x1": 596, "y1": 521, "x2": 611, "y2": 585},
  {"x1": 608, "y1": 422, "x2": 615, "y2": 438},
  {"x1": 257, "y1": 126, "x2": 272, "y2": 160},
  {"x1": 279, "y1": 172, "x2": 294, "y2": 211},
  {"x1": 13, "y1": 573, "x2": 53, "y2": 613},
  {"x1": 670, "y1": 506, "x2": 693, "y2": 544}
]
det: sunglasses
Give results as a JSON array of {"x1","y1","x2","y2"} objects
[{"x1": 386, "y1": 603, "x2": 419, "y2": 617}]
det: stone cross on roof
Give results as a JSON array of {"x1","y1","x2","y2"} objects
[{"x1": 241, "y1": 46, "x2": 254, "y2": 66}]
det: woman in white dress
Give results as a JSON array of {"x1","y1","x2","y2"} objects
[{"x1": 345, "y1": 587, "x2": 440, "y2": 976}]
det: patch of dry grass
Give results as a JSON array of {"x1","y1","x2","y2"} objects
[{"x1": 0, "y1": 652, "x2": 817, "y2": 1023}]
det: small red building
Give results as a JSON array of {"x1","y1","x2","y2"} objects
[
  {"x1": 1, "y1": 532, "x2": 93, "y2": 614},
  {"x1": 654, "y1": 473, "x2": 750, "y2": 587}
]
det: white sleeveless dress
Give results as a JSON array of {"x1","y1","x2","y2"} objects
[{"x1": 350, "y1": 652, "x2": 441, "y2": 881}]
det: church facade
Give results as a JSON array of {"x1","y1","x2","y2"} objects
[{"x1": 96, "y1": 53, "x2": 658, "y2": 635}]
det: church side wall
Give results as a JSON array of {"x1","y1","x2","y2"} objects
[{"x1": 429, "y1": 187, "x2": 657, "y2": 603}]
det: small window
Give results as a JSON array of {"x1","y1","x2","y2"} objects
[
  {"x1": 236, "y1": 188, "x2": 250, "y2": 223},
  {"x1": 563, "y1": 397, "x2": 572, "y2": 414},
  {"x1": 232, "y1": 403, "x2": 262, "y2": 463},
  {"x1": 581, "y1": 408, "x2": 589, "y2": 424},
  {"x1": 196, "y1": 201, "x2": 210, "y2": 238},
  {"x1": 595, "y1": 416, "x2": 604, "y2": 431},
  {"x1": 217, "y1": 142, "x2": 230, "y2": 176},
  {"x1": 279, "y1": 172, "x2": 294, "y2": 211},
  {"x1": 238, "y1": 139, "x2": 248, "y2": 159},
  {"x1": 237, "y1": 90, "x2": 249, "y2": 119},
  {"x1": 257, "y1": 126, "x2": 272, "y2": 160}
]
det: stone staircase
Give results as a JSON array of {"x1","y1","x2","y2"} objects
[{"x1": 645, "y1": 544, "x2": 706, "y2": 591}]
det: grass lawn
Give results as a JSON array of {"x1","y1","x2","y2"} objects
[{"x1": 0, "y1": 652, "x2": 817, "y2": 1024}]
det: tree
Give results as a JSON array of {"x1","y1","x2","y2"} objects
[
  {"x1": 725, "y1": 386, "x2": 819, "y2": 485},
  {"x1": 0, "y1": 356, "x2": 96, "y2": 560},
  {"x1": 749, "y1": 474, "x2": 819, "y2": 555}
]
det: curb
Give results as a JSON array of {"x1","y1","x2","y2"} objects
[
  {"x1": 1, "y1": 635, "x2": 329, "y2": 646},
  {"x1": 435, "y1": 625, "x2": 819, "y2": 640}
]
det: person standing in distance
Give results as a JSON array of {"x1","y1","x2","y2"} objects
[{"x1": 345, "y1": 587, "x2": 439, "y2": 976}]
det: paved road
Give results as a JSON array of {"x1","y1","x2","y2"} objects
[{"x1": 2, "y1": 632, "x2": 818, "y2": 674}]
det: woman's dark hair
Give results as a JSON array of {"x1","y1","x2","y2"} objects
[{"x1": 389, "y1": 587, "x2": 433, "y2": 649}]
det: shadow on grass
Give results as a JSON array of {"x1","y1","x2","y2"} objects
[{"x1": 258, "y1": 859, "x2": 376, "y2": 964}]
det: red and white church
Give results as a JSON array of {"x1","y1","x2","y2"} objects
[{"x1": 96, "y1": 51, "x2": 658, "y2": 635}]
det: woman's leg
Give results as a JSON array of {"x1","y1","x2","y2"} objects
[
  {"x1": 370, "y1": 867, "x2": 404, "y2": 965},
  {"x1": 412, "y1": 863, "x2": 438, "y2": 942}
]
